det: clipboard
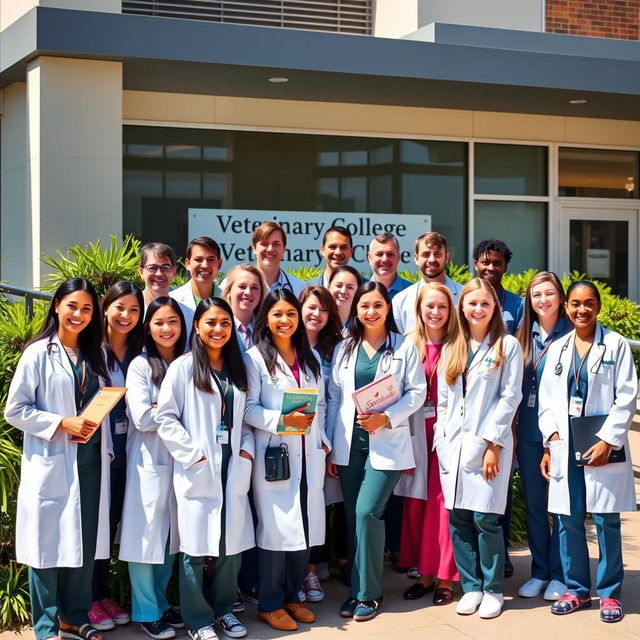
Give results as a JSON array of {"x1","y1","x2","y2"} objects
[
  {"x1": 569, "y1": 414, "x2": 626, "y2": 466},
  {"x1": 71, "y1": 387, "x2": 127, "y2": 442}
]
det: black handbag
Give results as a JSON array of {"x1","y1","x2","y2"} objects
[{"x1": 264, "y1": 441, "x2": 290, "y2": 482}]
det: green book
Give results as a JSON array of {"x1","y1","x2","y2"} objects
[{"x1": 278, "y1": 388, "x2": 318, "y2": 435}]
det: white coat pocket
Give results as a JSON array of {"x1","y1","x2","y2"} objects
[
  {"x1": 548, "y1": 440, "x2": 564, "y2": 479},
  {"x1": 24, "y1": 453, "x2": 68, "y2": 500},
  {"x1": 461, "y1": 434, "x2": 488, "y2": 473},
  {"x1": 179, "y1": 460, "x2": 211, "y2": 499},
  {"x1": 233, "y1": 456, "x2": 253, "y2": 496},
  {"x1": 434, "y1": 440, "x2": 450, "y2": 475},
  {"x1": 137, "y1": 464, "x2": 171, "y2": 509},
  {"x1": 306, "y1": 448, "x2": 326, "y2": 489}
]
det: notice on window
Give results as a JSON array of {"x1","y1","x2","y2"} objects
[
  {"x1": 189, "y1": 209, "x2": 431, "y2": 271},
  {"x1": 586, "y1": 249, "x2": 610, "y2": 279}
]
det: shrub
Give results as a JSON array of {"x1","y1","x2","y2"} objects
[
  {"x1": 0, "y1": 563, "x2": 30, "y2": 630},
  {"x1": 42, "y1": 235, "x2": 142, "y2": 299}
]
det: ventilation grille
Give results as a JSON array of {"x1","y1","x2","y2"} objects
[{"x1": 122, "y1": 1, "x2": 372, "y2": 35}]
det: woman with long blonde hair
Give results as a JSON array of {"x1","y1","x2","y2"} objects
[
  {"x1": 434, "y1": 278, "x2": 523, "y2": 619},
  {"x1": 397, "y1": 283, "x2": 460, "y2": 606}
]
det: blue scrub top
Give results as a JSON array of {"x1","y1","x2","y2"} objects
[
  {"x1": 516, "y1": 316, "x2": 572, "y2": 443},
  {"x1": 497, "y1": 286, "x2": 525, "y2": 335}
]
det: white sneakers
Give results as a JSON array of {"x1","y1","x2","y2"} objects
[
  {"x1": 544, "y1": 579, "x2": 567, "y2": 601},
  {"x1": 478, "y1": 593, "x2": 504, "y2": 619},
  {"x1": 456, "y1": 591, "x2": 484, "y2": 615},
  {"x1": 518, "y1": 577, "x2": 567, "y2": 601},
  {"x1": 457, "y1": 591, "x2": 504, "y2": 618},
  {"x1": 518, "y1": 577, "x2": 548, "y2": 598}
]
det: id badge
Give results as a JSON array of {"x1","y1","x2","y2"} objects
[
  {"x1": 527, "y1": 390, "x2": 537, "y2": 408},
  {"x1": 216, "y1": 426, "x2": 229, "y2": 445},
  {"x1": 569, "y1": 395, "x2": 583, "y2": 417},
  {"x1": 424, "y1": 401, "x2": 436, "y2": 419},
  {"x1": 115, "y1": 417, "x2": 128, "y2": 435}
]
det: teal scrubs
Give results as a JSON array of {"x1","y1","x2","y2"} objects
[{"x1": 338, "y1": 343, "x2": 401, "y2": 602}]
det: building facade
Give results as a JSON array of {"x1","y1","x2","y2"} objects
[{"x1": 1, "y1": 1, "x2": 639, "y2": 298}]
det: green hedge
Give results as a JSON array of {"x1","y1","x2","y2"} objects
[{"x1": 1, "y1": 238, "x2": 639, "y2": 629}]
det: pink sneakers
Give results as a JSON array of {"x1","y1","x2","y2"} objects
[
  {"x1": 88, "y1": 601, "x2": 115, "y2": 631},
  {"x1": 99, "y1": 598, "x2": 130, "y2": 625}
]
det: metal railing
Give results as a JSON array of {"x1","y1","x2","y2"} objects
[
  {"x1": 122, "y1": 0, "x2": 372, "y2": 35},
  {"x1": 0, "y1": 284, "x2": 52, "y2": 316}
]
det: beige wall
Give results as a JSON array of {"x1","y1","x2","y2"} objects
[
  {"x1": 0, "y1": 0, "x2": 119, "y2": 31},
  {"x1": 123, "y1": 91, "x2": 640, "y2": 148},
  {"x1": 0, "y1": 83, "x2": 31, "y2": 286},
  {"x1": 26, "y1": 57, "x2": 122, "y2": 287}
]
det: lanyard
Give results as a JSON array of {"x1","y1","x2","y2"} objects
[
  {"x1": 530, "y1": 331, "x2": 557, "y2": 386},
  {"x1": 571, "y1": 343, "x2": 593, "y2": 398},
  {"x1": 425, "y1": 349, "x2": 442, "y2": 401},
  {"x1": 211, "y1": 369, "x2": 230, "y2": 427}
]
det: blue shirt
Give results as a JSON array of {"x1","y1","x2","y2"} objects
[
  {"x1": 369, "y1": 273, "x2": 413, "y2": 300},
  {"x1": 516, "y1": 316, "x2": 572, "y2": 443},
  {"x1": 496, "y1": 286, "x2": 525, "y2": 335}
]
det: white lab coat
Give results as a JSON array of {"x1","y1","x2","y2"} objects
[
  {"x1": 392, "y1": 277, "x2": 464, "y2": 334},
  {"x1": 155, "y1": 354, "x2": 255, "y2": 557},
  {"x1": 243, "y1": 347, "x2": 329, "y2": 551},
  {"x1": 4, "y1": 335, "x2": 113, "y2": 568},
  {"x1": 433, "y1": 334, "x2": 523, "y2": 514},
  {"x1": 119, "y1": 354, "x2": 179, "y2": 563},
  {"x1": 169, "y1": 281, "x2": 198, "y2": 330},
  {"x1": 537, "y1": 325, "x2": 637, "y2": 515},
  {"x1": 326, "y1": 332, "x2": 427, "y2": 472}
]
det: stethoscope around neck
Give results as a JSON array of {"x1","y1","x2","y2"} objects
[
  {"x1": 553, "y1": 325, "x2": 606, "y2": 376},
  {"x1": 342, "y1": 336, "x2": 395, "y2": 374}
]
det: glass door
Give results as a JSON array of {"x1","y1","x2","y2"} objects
[{"x1": 558, "y1": 205, "x2": 638, "y2": 300}]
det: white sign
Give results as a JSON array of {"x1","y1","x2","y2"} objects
[
  {"x1": 188, "y1": 209, "x2": 431, "y2": 270},
  {"x1": 586, "y1": 248, "x2": 610, "y2": 279}
]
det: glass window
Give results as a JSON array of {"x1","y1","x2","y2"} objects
[
  {"x1": 474, "y1": 201, "x2": 547, "y2": 273},
  {"x1": 123, "y1": 127, "x2": 467, "y2": 268},
  {"x1": 559, "y1": 148, "x2": 639, "y2": 198},
  {"x1": 475, "y1": 144, "x2": 547, "y2": 196}
]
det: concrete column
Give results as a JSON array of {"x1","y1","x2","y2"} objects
[
  {"x1": 26, "y1": 56, "x2": 122, "y2": 287},
  {"x1": 0, "y1": 83, "x2": 30, "y2": 286},
  {"x1": 373, "y1": 0, "x2": 418, "y2": 38}
]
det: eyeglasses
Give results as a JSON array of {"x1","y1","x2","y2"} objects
[{"x1": 143, "y1": 264, "x2": 174, "y2": 274}]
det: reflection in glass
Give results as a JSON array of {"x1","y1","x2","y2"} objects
[
  {"x1": 475, "y1": 144, "x2": 547, "y2": 196},
  {"x1": 474, "y1": 201, "x2": 547, "y2": 273},
  {"x1": 570, "y1": 219, "x2": 628, "y2": 298},
  {"x1": 165, "y1": 172, "x2": 200, "y2": 198},
  {"x1": 559, "y1": 148, "x2": 639, "y2": 198}
]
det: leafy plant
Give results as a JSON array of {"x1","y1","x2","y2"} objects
[
  {"x1": 286, "y1": 266, "x2": 322, "y2": 282},
  {"x1": 42, "y1": 235, "x2": 142, "y2": 299},
  {"x1": 502, "y1": 269, "x2": 538, "y2": 298},
  {"x1": 446, "y1": 262, "x2": 473, "y2": 285},
  {"x1": 0, "y1": 418, "x2": 21, "y2": 514},
  {"x1": 0, "y1": 562, "x2": 30, "y2": 630},
  {"x1": 508, "y1": 471, "x2": 527, "y2": 545}
]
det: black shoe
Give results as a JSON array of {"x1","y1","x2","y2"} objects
[
  {"x1": 403, "y1": 582, "x2": 435, "y2": 600},
  {"x1": 162, "y1": 607, "x2": 185, "y2": 629},
  {"x1": 338, "y1": 562, "x2": 351, "y2": 587},
  {"x1": 139, "y1": 620, "x2": 176, "y2": 639},
  {"x1": 504, "y1": 555, "x2": 514, "y2": 578},
  {"x1": 238, "y1": 587, "x2": 258, "y2": 605},
  {"x1": 391, "y1": 552, "x2": 409, "y2": 573},
  {"x1": 339, "y1": 597, "x2": 358, "y2": 618}
]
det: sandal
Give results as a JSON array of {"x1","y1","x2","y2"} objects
[
  {"x1": 550, "y1": 593, "x2": 592, "y2": 615},
  {"x1": 433, "y1": 586, "x2": 454, "y2": 606},
  {"x1": 600, "y1": 597, "x2": 623, "y2": 623},
  {"x1": 59, "y1": 623, "x2": 104, "y2": 640}
]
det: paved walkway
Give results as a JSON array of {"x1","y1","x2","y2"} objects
[{"x1": 5, "y1": 420, "x2": 640, "y2": 640}]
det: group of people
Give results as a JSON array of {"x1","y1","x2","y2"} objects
[{"x1": 5, "y1": 222, "x2": 637, "y2": 640}]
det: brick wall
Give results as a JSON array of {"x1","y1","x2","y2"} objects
[{"x1": 546, "y1": 0, "x2": 640, "y2": 40}]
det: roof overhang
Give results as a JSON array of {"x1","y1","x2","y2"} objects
[{"x1": 2, "y1": 7, "x2": 640, "y2": 120}]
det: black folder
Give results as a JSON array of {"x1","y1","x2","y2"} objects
[{"x1": 569, "y1": 414, "x2": 626, "y2": 466}]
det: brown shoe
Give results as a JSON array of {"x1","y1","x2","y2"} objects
[
  {"x1": 257, "y1": 609, "x2": 297, "y2": 631},
  {"x1": 284, "y1": 602, "x2": 316, "y2": 623}
]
